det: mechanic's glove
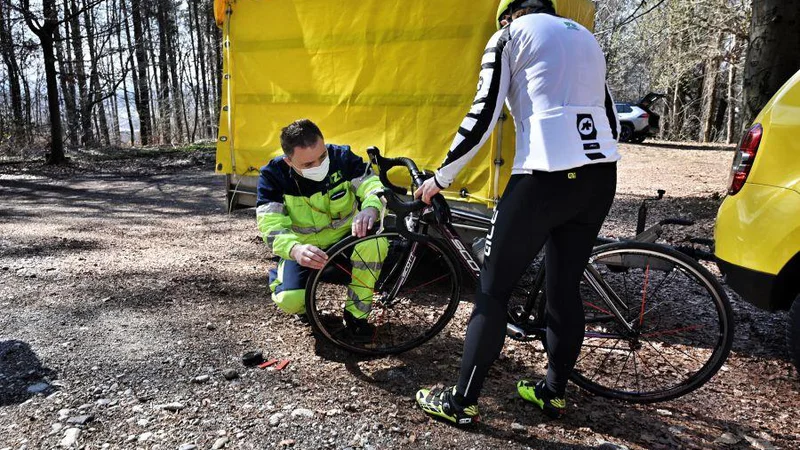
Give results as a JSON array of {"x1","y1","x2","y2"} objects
[
  {"x1": 352, "y1": 207, "x2": 379, "y2": 238},
  {"x1": 290, "y1": 244, "x2": 328, "y2": 269}
]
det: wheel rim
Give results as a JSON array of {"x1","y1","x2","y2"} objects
[
  {"x1": 307, "y1": 233, "x2": 460, "y2": 355},
  {"x1": 571, "y1": 247, "x2": 731, "y2": 401}
]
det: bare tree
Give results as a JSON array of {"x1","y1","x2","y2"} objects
[
  {"x1": 129, "y1": 0, "x2": 151, "y2": 145},
  {"x1": 16, "y1": 0, "x2": 65, "y2": 163},
  {"x1": 0, "y1": 0, "x2": 26, "y2": 141}
]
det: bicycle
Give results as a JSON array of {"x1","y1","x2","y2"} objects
[{"x1": 304, "y1": 147, "x2": 734, "y2": 403}]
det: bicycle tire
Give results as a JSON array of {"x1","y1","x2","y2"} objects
[
  {"x1": 536, "y1": 241, "x2": 734, "y2": 403},
  {"x1": 305, "y1": 230, "x2": 462, "y2": 356}
]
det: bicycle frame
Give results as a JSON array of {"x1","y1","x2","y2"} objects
[
  {"x1": 364, "y1": 146, "x2": 633, "y2": 340},
  {"x1": 385, "y1": 206, "x2": 636, "y2": 341}
]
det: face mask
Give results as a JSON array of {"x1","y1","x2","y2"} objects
[{"x1": 295, "y1": 153, "x2": 330, "y2": 182}]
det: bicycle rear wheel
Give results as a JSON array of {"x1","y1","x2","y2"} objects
[
  {"x1": 305, "y1": 230, "x2": 462, "y2": 356},
  {"x1": 538, "y1": 241, "x2": 733, "y2": 403}
]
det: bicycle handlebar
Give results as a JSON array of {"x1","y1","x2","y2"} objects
[{"x1": 366, "y1": 147, "x2": 450, "y2": 223}]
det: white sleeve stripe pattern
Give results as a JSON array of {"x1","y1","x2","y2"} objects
[{"x1": 436, "y1": 27, "x2": 512, "y2": 188}]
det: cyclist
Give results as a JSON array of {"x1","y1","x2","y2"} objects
[
  {"x1": 256, "y1": 119, "x2": 387, "y2": 334},
  {"x1": 414, "y1": 0, "x2": 620, "y2": 424}
]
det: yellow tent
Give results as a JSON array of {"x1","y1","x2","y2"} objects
[{"x1": 214, "y1": 0, "x2": 595, "y2": 209}]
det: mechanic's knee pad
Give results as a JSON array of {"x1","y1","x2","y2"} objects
[{"x1": 272, "y1": 288, "x2": 306, "y2": 315}]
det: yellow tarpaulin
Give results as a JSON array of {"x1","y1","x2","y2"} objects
[{"x1": 215, "y1": 0, "x2": 595, "y2": 206}]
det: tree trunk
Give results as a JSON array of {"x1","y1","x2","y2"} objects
[
  {"x1": 187, "y1": 0, "x2": 202, "y2": 140},
  {"x1": 190, "y1": 0, "x2": 211, "y2": 138},
  {"x1": 42, "y1": 35, "x2": 65, "y2": 163},
  {"x1": 726, "y1": 37, "x2": 739, "y2": 144},
  {"x1": 82, "y1": 0, "x2": 110, "y2": 146},
  {"x1": 743, "y1": 0, "x2": 800, "y2": 126},
  {"x1": 700, "y1": 57, "x2": 721, "y2": 142},
  {"x1": 21, "y1": 0, "x2": 66, "y2": 163},
  {"x1": 0, "y1": 0, "x2": 26, "y2": 141},
  {"x1": 207, "y1": 0, "x2": 221, "y2": 130},
  {"x1": 120, "y1": 0, "x2": 141, "y2": 145},
  {"x1": 21, "y1": 72, "x2": 32, "y2": 142},
  {"x1": 68, "y1": 0, "x2": 92, "y2": 146},
  {"x1": 114, "y1": 0, "x2": 135, "y2": 146},
  {"x1": 144, "y1": 11, "x2": 162, "y2": 142},
  {"x1": 669, "y1": 77, "x2": 683, "y2": 140},
  {"x1": 54, "y1": 8, "x2": 79, "y2": 147},
  {"x1": 130, "y1": 0, "x2": 152, "y2": 145},
  {"x1": 156, "y1": 0, "x2": 171, "y2": 143},
  {"x1": 165, "y1": 0, "x2": 183, "y2": 141}
]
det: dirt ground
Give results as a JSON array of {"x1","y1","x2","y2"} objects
[{"x1": 1, "y1": 144, "x2": 798, "y2": 450}]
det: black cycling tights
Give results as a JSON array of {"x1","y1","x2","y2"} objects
[{"x1": 456, "y1": 162, "x2": 617, "y2": 403}]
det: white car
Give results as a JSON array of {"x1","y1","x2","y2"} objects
[{"x1": 615, "y1": 93, "x2": 665, "y2": 143}]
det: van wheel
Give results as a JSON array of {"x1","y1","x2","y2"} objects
[{"x1": 791, "y1": 295, "x2": 800, "y2": 374}]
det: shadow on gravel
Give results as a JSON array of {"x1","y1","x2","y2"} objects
[
  {"x1": 0, "y1": 236, "x2": 102, "y2": 259},
  {"x1": 0, "y1": 340, "x2": 58, "y2": 406},
  {"x1": 0, "y1": 177, "x2": 223, "y2": 217}
]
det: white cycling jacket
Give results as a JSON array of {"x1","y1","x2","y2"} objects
[{"x1": 435, "y1": 13, "x2": 621, "y2": 188}]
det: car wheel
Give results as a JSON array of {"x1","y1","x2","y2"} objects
[
  {"x1": 619, "y1": 124, "x2": 634, "y2": 143},
  {"x1": 791, "y1": 295, "x2": 800, "y2": 374}
]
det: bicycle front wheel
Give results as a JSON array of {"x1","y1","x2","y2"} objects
[
  {"x1": 305, "y1": 230, "x2": 462, "y2": 356},
  {"x1": 539, "y1": 241, "x2": 734, "y2": 403}
]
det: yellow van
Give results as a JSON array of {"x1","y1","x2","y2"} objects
[{"x1": 714, "y1": 69, "x2": 800, "y2": 372}]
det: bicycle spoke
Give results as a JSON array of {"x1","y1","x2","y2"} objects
[
  {"x1": 641, "y1": 324, "x2": 703, "y2": 338},
  {"x1": 589, "y1": 338, "x2": 623, "y2": 379},
  {"x1": 581, "y1": 343, "x2": 632, "y2": 351},
  {"x1": 576, "y1": 340, "x2": 604, "y2": 368},
  {"x1": 645, "y1": 301, "x2": 713, "y2": 321},
  {"x1": 643, "y1": 338, "x2": 686, "y2": 377},
  {"x1": 640, "y1": 268, "x2": 683, "y2": 317},
  {"x1": 398, "y1": 273, "x2": 452, "y2": 296},
  {"x1": 572, "y1": 244, "x2": 732, "y2": 401},
  {"x1": 613, "y1": 349, "x2": 634, "y2": 390},
  {"x1": 633, "y1": 351, "x2": 642, "y2": 394},
  {"x1": 333, "y1": 261, "x2": 371, "y2": 288},
  {"x1": 347, "y1": 283, "x2": 378, "y2": 291},
  {"x1": 638, "y1": 264, "x2": 650, "y2": 327},
  {"x1": 352, "y1": 247, "x2": 379, "y2": 284}
]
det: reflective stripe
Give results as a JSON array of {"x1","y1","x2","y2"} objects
[
  {"x1": 291, "y1": 225, "x2": 319, "y2": 235},
  {"x1": 352, "y1": 260, "x2": 383, "y2": 271},
  {"x1": 346, "y1": 287, "x2": 372, "y2": 314},
  {"x1": 265, "y1": 230, "x2": 288, "y2": 248},
  {"x1": 291, "y1": 203, "x2": 358, "y2": 235},
  {"x1": 257, "y1": 202, "x2": 286, "y2": 215},
  {"x1": 365, "y1": 188, "x2": 383, "y2": 199},
  {"x1": 351, "y1": 168, "x2": 377, "y2": 191}
]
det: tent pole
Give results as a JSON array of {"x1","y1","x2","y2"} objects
[
  {"x1": 224, "y1": 2, "x2": 236, "y2": 174},
  {"x1": 492, "y1": 112, "x2": 507, "y2": 208}
]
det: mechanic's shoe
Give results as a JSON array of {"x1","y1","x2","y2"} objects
[
  {"x1": 343, "y1": 310, "x2": 375, "y2": 341},
  {"x1": 293, "y1": 313, "x2": 310, "y2": 326},
  {"x1": 415, "y1": 386, "x2": 480, "y2": 426},
  {"x1": 517, "y1": 379, "x2": 566, "y2": 419}
]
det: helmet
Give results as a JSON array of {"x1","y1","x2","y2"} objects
[{"x1": 495, "y1": 0, "x2": 557, "y2": 30}]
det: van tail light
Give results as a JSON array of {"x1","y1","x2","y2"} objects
[
  {"x1": 639, "y1": 112, "x2": 650, "y2": 119},
  {"x1": 728, "y1": 124, "x2": 763, "y2": 195}
]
